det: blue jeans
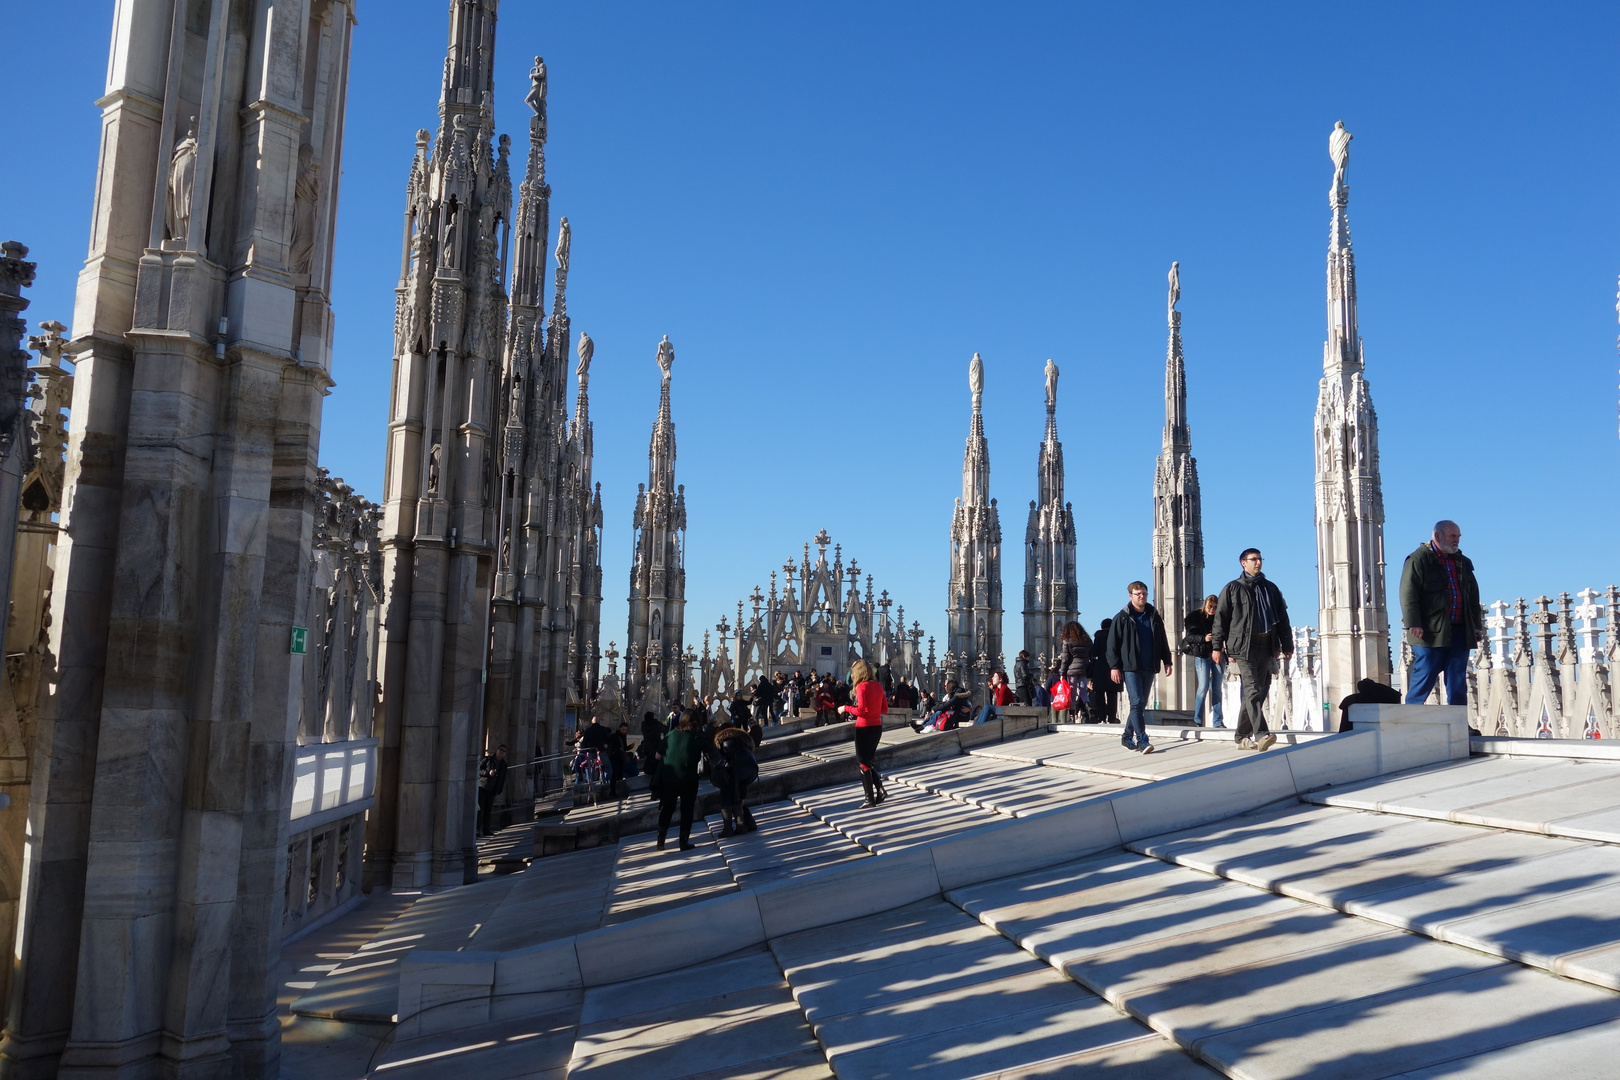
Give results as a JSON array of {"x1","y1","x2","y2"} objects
[
  {"x1": 975, "y1": 705, "x2": 1004, "y2": 726},
  {"x1": 1406, "y1": 641, "x2": 1470, "y2": 705},
  {"x1": 1194, "y1": 656, "x2": 1224, "y2": 726},
  {"x1": 1121, "y1": 672, "x2": 1152, "y2": 749}
]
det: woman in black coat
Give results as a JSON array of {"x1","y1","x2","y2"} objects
[{"x1": 1088, "y1": 618, "x2": 1121, "y2": 723}]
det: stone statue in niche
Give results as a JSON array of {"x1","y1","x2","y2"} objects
[
  {"x1": 166, "y1": 116, "x2": 198, "y2": 243},
  {"x1": 1044, "y1": 357, "x2": 1058, "y2": 410},
  {"x1": 576, "y1": 331, "x2": 593, "y2": 380},
  {"x1": 290, "y1": 145, "x2": 321, "y2": 274},
  {"x1": 1330, "y1": 120, "x2": 1353, "y2": 195},
  {"x1": 554, "y1": 217, "x2": 570, "y2": 276},
  {"x1": 427, "y1": 442, "x2": 441, "y2": 493},
  {"x1": 440, "y1": 195, "x2": 460, "y2": 267}
]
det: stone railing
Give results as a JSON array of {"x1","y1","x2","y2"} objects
[
  {"x1": 1218, "y1": 626, "x2": 1329, "y2": 731},
  {"x1": 1393, "y1": 589, "x2": 1619, "y2": 739},
  {"x1": 284, "y1": 469, "x2": 382, "y2": 940}
]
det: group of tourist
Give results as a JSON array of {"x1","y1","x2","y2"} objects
[{"x1": 525, "y1": 519, "x2": 1480, "y2": 854}]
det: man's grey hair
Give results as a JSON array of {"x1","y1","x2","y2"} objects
[{"x1": 1433, "y1": 519, "x2": 1459, "y2": 536}]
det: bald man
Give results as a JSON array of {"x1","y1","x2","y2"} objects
[{"x1": 1399, "y1": 520, "x2": 1482, "y2": 706}]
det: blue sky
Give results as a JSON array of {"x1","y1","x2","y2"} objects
[{"x1": 7, "y1": 2, "x2": 1619, "y2": 665}]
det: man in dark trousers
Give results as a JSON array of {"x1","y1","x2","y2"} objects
[
  {"x1": 477, "y1": 743, "x2": 508, "y2": 837},
  {"x1": 1400, "y1": 519, "x2": 1483, "y2": 706},
  {"x1": 1211, "y1": 549, "x2": 1293, "y2": 752},
  {"x1": 1107, "y1": 581, "x2": 1173, "y2": 754}
]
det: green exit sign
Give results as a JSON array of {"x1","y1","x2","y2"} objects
[{"x1": 290, "y1": 627, "x2": 309, "y2": 655}]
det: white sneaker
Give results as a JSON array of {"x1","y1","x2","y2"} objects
[
  {"x1": 1236, "y1": 737, "x2": 1254, "y2": 750},
  {"x1": 1256, "y1": 733, "x2": 1277, "y2": 752}
]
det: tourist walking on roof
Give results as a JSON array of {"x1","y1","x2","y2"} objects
[
  {"x1": 1211, "y1": 549, "x2": 1293, "y2": 752},
  {"x1": 751, "y1": 675, "x2": 777, "y2": 726},
  {"x1": 1057, "y1": 622, "x2": 1093, "y2": 723},
  {"x1": 655, "y1": 709, "x2": 703, "y2": 851},
  {"x1": 1107, "y1": 583, "x2": 1173, "y2": 754},
  {"x1": 1089, "y1": 619, "x2": 1121, "y2": 723},
  {"x1": 477, "y1": 743, "x2": 507, "y2": 837},
  {"x1": 1184, "y1": 595, "x2": 1225, "y2": 728},
  {"x1": 839, "y1": 658, "x2": 889, "y2": 808},
  {"x1": 712, "y1": 723, "x2": 760, "y2": 837},
  {"x1": 1400, "y1": 520, "x2": 1482, "y2": 707}
]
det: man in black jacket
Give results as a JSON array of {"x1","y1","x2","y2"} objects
[
  {"x1": 1211, "y1": 549, "x2": 1293, "y2": 752},
  {"x1": 1106, "y1": 581, "x2": 1173, "y2": 754},
  {"x1": 477, "y1": 744, "x2": 508, "y2": 837},
  {"x1": 1399, "y1": 520, "x2": 1482, "y2": 706}
]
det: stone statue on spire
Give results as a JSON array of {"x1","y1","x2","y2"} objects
[
  {"x1": 554, "y1": 217, "x2": 570, "y2": 276},
  {"x1": 656, "y1": 335, "x2": 674, "y2": 384},
  {"x1": 526, "y1": 56, "x2": 547, "y2": 114},
  {"x1": 1330, "y1": 120, "x2": 1352, "y2": 198},
  {"x1": 1043, "y1": 358, "x2": 1059, "y2": 411},
  {"x1": 576, "y1": 330, "x2": 593, "y2": 379},
  {"x1": 969, "y1": 352, "x2": 984, "y2": 409},
  {"x1": 1168, "y1": 260, "x2": 1181, "y2": 319}
]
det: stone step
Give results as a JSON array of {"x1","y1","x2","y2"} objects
[
  {"x1": 969, "y1": 727, "x2": 1255, "y2": 781},
  {"x1": 888, "y1": 754, "x2": 1142, "y2": 817},
  {"x1": 563, "y1": 951, "x2": 832, "y2": 1080},
  {"x1": 291, "y1": 842, "x2": 622, "y2": 1022},
  {"x1": 946, "y1": 844, "x2": 1620, "y2": 1079},
  {"x1": 1300, "y1": 753, "x2": 1620, "y2": 844},
  {"x1": 1131, "y1": 799, "x2": 1620, "y2": 994},
  {"x1": 700, "y1": 800, "x2": 872, "y2": 888},
  {"x1": 792, "y1": 782, "x2": 1003, "y2": 855},
  {"x1": 768, "y1": 897, "x2": 1220, "y2": 1080}
]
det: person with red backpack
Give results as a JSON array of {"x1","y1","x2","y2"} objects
[{"x1": 838, "y1": 658, "x2": 888, "y2": 808}]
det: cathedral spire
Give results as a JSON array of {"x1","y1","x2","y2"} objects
[
  {"x1": 510, "y1": 56, "x2": 550, "y2": 312},
  {"x1": 1023, "y1": 359, "x2": 1076, "y2": 669},
  {"x1": 1163, "y1": 261, "x2": 1190, "y2": 453},
  {"x1": 949, "y1": 352, "x2": 1003, "y2": 684},
  {"x1": 1315, "y1": 120, "x2": 1390, "y2": 719},
  {"x1": 1326, "y1": 119, "x2": 1361, "y2": 377},
  {"x1": 1152, "y1": 262, "x2": 1204, "y2": 712}
]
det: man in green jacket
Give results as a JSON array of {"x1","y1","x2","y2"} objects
[{"x1": 1399, "y1": 520, "x2": 1482, "y2": 706}]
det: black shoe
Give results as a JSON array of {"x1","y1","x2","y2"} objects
[
  {"x1": 679, "y1": 840, "x2": 696, "y2": 850},
  {"x1": 873, "y1": 774, "x2": 888, "y2": 805},
  {"x1": 656, "y1": 834, "x2": 666, "y2": 851}
]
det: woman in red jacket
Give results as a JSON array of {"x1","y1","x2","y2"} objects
[{"x1": 838, "y1": 658, "x2": 888, "y2": 808}]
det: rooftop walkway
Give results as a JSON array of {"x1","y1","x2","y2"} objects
[{"x1": 279, "y1": 705, "x2": 1620, "y2": 1079}]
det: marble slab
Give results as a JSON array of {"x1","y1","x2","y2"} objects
[
  {"x1": 1385, "y1": 1015, "x2": 1620, "y2": 1078},
  {"x1": 1193, "y1": 960, "x2": 1620, "y2": 1080}
]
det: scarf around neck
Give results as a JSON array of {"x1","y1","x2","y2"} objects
[{"x1": 1244, "y1": 571, "x2": 1279, "y2": 634}]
